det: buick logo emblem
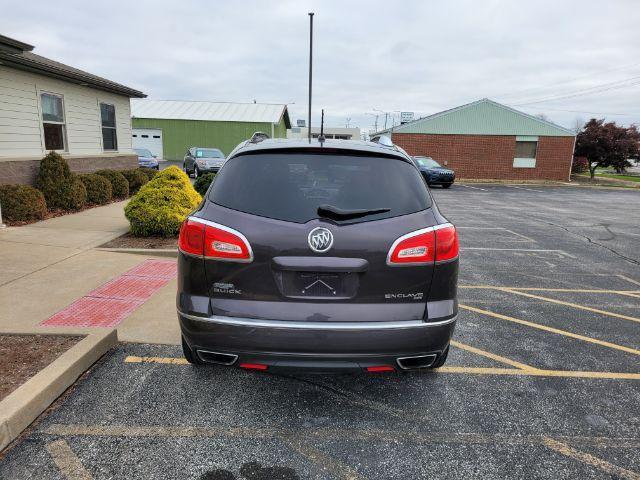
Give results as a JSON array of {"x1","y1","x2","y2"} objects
[{"x1": 308, "y1": 227, "x2": 334, "y2": 253}]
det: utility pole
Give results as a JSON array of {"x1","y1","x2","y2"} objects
[
  {"x1": 307, "y1": 12, "x2": 314, "y2": 143},
  {"x1": 346, "y1": 117, "x2": 351, "y2": 128},
  {"x1": 0, "y1": 201, "x2": 6, "y2": 229}
]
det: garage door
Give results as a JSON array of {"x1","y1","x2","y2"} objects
[{"x1": 132, "y1": 129, "x2": 163, "y2": 159}]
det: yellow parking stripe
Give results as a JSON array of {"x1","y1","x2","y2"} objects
[
  {"x1": 459, "y1": 304, "x2": 640, "y2": 357},
  {"x1": 124, "y1": 355, "x2": 189, "y2": 365},
  {"x1": 436, "y1": 366, "x2": 640, "y2": 380},
  {"x1": 124, "y1": 356, "x2": 640, "y2": 379},
  {"x1": 542, "y1": 437, "x2": 640, "y2": 480},
  {"x1": 498, "y1": 288, "x2": 640, "y2": 324},
  {"x1": 460, "y1": 285, "x2": 640, "y2": 295},
  {"x1": 45, "y1": 439, "x2": 93, "y2": 480},
  {"x1": 450, "y1": 340, "x2": 538, "y2": 371}
]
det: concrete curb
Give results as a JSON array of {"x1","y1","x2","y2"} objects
[
  {"x1": 95, "y1": 247, "x2": 178, "y2": 258},
  {"x1": 0, "y1": 330, "x2": 118, "y2": 451}
]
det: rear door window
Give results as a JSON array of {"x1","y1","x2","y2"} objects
[{"x1": 210, "y1": 153, "x2": 431, "y2": 223}]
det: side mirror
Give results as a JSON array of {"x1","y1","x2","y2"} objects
[{"x1": 152, "y1": 155, "x2": 157, "y2": 158}]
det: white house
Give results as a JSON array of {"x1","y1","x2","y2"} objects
[{"x1": 0, "y1": 34, "x2": 145, "y2": 184}]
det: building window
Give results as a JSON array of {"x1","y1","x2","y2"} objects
[
  {"x1": 100, "y1": 103, "x2": 118, "y2": 150},
  {"x1": 513, "y1": 137, "x2": 538, "y2": 168},
  {"x1": 41, "y1": 92, "x2": 66, "y2": 151}
]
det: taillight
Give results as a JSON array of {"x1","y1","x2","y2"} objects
[
  {"x1": 434, "y1": 224, "x2": 459, "y2": 262},
  {"x1": 178, "y1": 218, "x2": 253, "y2": 262},
  {"x1": 387, "y1": 223, "x2": 458, "y2": 265},
  {"x1": 178, "y1": 219, "x2": 205, "y2": 256},
  {"x1": 387, "y1": 228, "x2": 436, "y2": 265}
]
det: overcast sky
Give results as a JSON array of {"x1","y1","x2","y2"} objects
[{"x1": 2, "y1": 0, "x2": 639, "y2": 132}]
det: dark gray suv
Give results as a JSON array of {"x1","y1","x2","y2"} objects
[{"x1": 177, "y1": 137, "x2": 458, "y2": 373}]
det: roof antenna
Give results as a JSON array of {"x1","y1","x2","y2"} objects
[
  {"x1": 307, "y1": 12, "x2": 314, "y2": 144},
  {"x1": 318, "y1": 109, "x2": 325, "y2": 144}
]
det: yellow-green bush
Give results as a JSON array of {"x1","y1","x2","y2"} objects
[{"x1": 124, "y1": 166, "x2": 201, "y2": 237}]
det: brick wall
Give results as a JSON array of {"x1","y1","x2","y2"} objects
[
  {"x1": 0, "y1": 154, "x2": 138, "y2": 185},
  {"x1": 392, "y1": 133, "x2": 574, "y2": 181}
]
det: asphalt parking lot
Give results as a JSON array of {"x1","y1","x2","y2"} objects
[{"x1": 1, "y1": 184, "x2": 639, "y2": 479}]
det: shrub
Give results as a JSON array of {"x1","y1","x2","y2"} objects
[
  {"x1": 35, "y1": 151, "x2": 87, "y2": 210},
  {"x1": 139, "y1": 167, "x2": 159, "y2": 181},
  {"x1": 194, "y1": 173, "x2": 215, "y2": 196},
  {"x1": 124, "y1": 166, "x2": 202, "y2": 237},
  {"x1": 120, "y1": 169, "x2": 148, "y2": 194},
  {"x1": 0, "y1": 184, "x2": 47, "y2": 223},
  {"x1": 572, "y1": 156, "x2": 589, "y2": 174},
  {"x1": 79, "y1": 174, "x2": 112, "y2": 205},
  {"x1": 95, "y1": 170, "x2": 129, "y2": 199}
]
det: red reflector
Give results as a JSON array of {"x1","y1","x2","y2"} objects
[
  {"x1": 366, "y1": 365, "x2": 395, "y2": 372},
  {"x1": 239, "y1": 363, "x2": 268, "y2": 370},
  {"x1": 178, "y1": 219, "x2": 205, "y2": 256},
  {"x1": 435, "y1": 225, "x2": 459, "y2": 262}
]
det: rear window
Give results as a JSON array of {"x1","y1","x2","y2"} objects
[{"x1": 210, "y1": 153, "x2": 431, "y2": 223}]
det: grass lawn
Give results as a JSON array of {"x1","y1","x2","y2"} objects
[{"x1": 595, "y1": 173, "x2": 640, "y2": 182}]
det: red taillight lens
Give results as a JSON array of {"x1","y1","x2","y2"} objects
[
  {"x1": 204, "y1": 224, "x2": 252, "y2": 262},
  {"x1": 387, "y1": 224, "x2": 458, "y2": 265},
  {"x1": 178, "y1": 219, "x2": 205, "y2": 256},
  {"x1": 387, "y1": 228, "x2": 436, "y2": 265},
  {"x1": 178, "y1": 218, "x2": 252, "y2": 262},
  {"x1": 435, "y1": 225, "x2": 459, "y2": 262}
]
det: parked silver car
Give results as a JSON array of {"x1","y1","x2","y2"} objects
[{"x1": 183, "y1": 147, "x2": 225, "y2": 178}]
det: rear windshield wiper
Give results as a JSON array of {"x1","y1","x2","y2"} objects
[{"x1": 317, "y1": 204, "x2": 390, "y2": 220}]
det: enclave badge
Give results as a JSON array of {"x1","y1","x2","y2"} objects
[{"x1": 308, "y1": 227, "x2": 333, "y2": 253}]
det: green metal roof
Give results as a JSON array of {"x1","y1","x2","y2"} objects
[{"x1": 383, "y1": 99, "x2": 574, "y2": 137}]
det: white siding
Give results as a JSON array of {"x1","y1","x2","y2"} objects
[{"x1": 0, "y1": 65, "x2": 133, "y2": 159}]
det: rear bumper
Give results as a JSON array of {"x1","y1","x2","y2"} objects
[{"x1": 178, "y1": 311, "x2": 456, "y2": 372}]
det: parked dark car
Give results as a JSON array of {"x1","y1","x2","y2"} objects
[
  {"x1": 414, "y1": 156, "x2": 455, "y2": 188},
  {"x1": 177, "y1": 137, "x2": 459, "y2": 373},
  {"x1": 134, "y1": 148, "x2": 159, "y2": 170},
  {"x1": 183, "y1": 147, "x2": 226, "y2": 178}
]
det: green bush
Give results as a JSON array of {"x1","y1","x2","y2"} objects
[
  {"x1": 139, "y1": 167, "x2": 159, "y2": 181},
  {"x1": 0, "y1": 184, "x2": 47, "y2": 223},
  {"x1": 35, "y1": 151, "x2": 87, "y2": 210},
  {"x1": 95, "y1": 170, "x2": 129, "y2": 199},
  {"x1": 193, "y1": 173, "x2": 215, "y2": 196},
  {"x1": 124, "y1": 166, "x2": 202, "y2": 237},
  {"x1": 120, "y1": 169, "x2": 148, "y2": 194},
  {"x1": 79, "y1": 174, "x2": 112, "y2": 205}
]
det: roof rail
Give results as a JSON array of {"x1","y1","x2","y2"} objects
[{"x1": 249, "y1": 131, "x2": 270, "y2": 143}]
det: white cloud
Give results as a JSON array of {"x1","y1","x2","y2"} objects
[{"x1": 3, "y1": 0, "x2": 639, "y2": 131}]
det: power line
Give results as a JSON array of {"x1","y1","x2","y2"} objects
[
  {"x1": 515, "y1": 106, "x2": 640, "y2": 116},
  {"x1": 510, "y1": 75, "x2": 640, "y2": 106},
  {"x1": 497, "y1": 61, "x2": 640, "y2": 100}
]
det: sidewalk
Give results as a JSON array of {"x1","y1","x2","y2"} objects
[{"x1": 0, "y1": 201, "x2": 180, "y2": 345}]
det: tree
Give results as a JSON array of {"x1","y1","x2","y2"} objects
[{"x1": 574, "y1": 119, "x2": 640, "y2": 179}]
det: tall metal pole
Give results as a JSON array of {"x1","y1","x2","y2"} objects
[{"x1": 307, "y1": 12, "x2": 314, "y2": 143}]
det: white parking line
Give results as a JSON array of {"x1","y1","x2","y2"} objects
[
  {"x1": 457, "y1": 184, "x2": 488, "y2": 191},
  {"x1": 463, "y1": 247, "x2": 575, "y2": 258},
  {"x1": 504, "y1": 185, "x2": 546, "y2": 193}
]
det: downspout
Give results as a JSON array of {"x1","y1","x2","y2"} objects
[{"x1": 271, "y1": 122, "x2": 275, "y2": 138}]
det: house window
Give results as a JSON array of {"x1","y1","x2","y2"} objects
[
  {"x1": 100, "y1": 103, "x2": 118, "y2": 150},
  {"x1": 41, "y1": 93, "x2": 66, "y2": 151},
  {"x1": 513, "y1": 136, "x2": 538, "y2": 168}
]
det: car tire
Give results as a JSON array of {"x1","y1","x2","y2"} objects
[
  {"x1": 442, "y1": 183, "x2": 452, "y2": 189},
  {"x1": 194, "y1": 166, "x2": 200, "y2": 178},
  {"x1": 430, "y1": 345, "x2": 449, "y2": 369},
  {"x1": 182, "y1": 337, "x2": 203, "y2": 365}
]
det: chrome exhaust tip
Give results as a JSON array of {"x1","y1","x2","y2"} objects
[
  {"x1": 196, "y1": 350, "x2": 238, "y2": 366},
  {"x1": 396, "y1": 354, "x2": 437, "y2": 370}
]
